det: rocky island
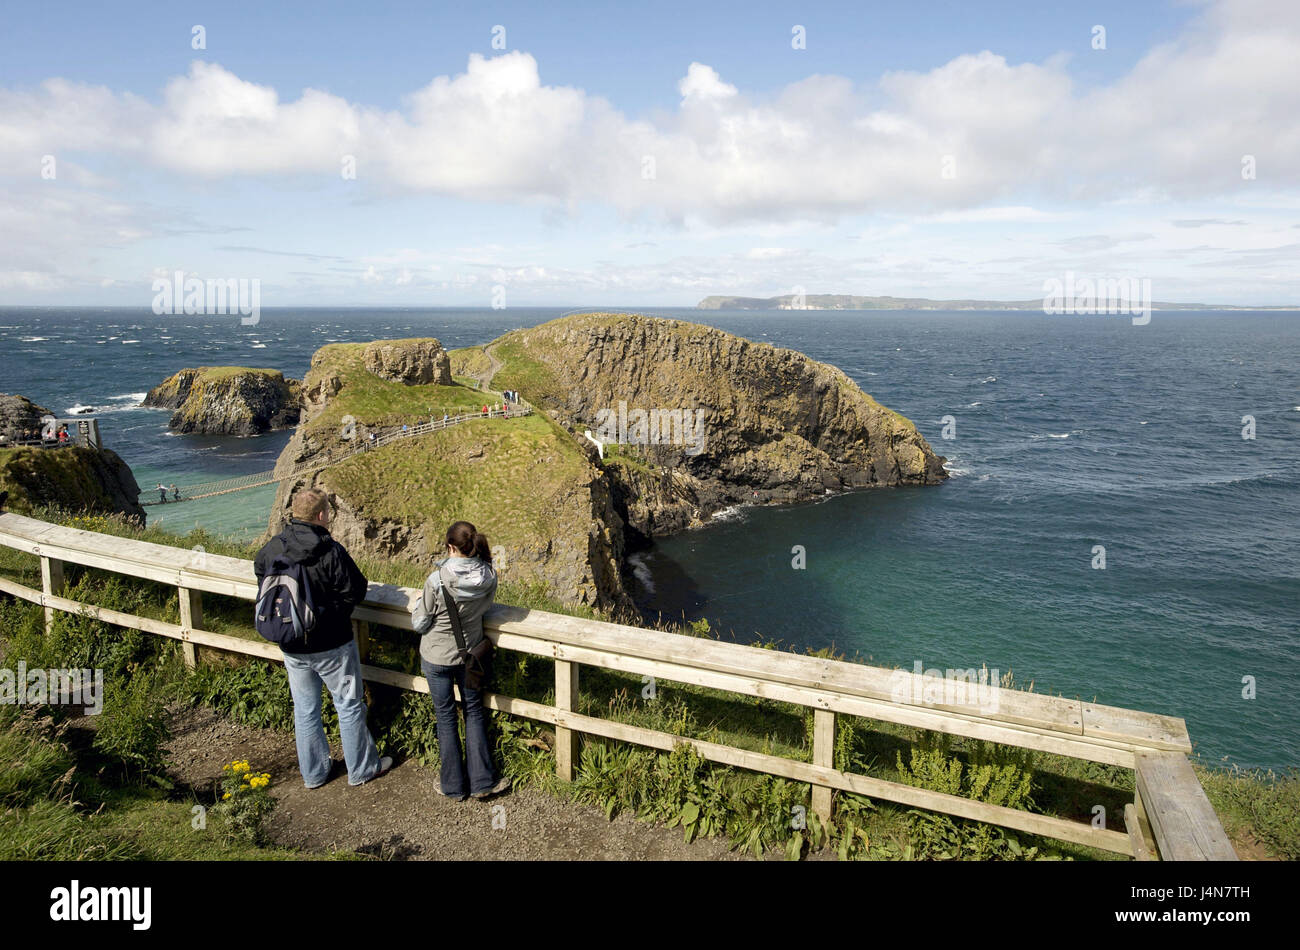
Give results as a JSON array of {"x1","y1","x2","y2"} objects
[
  {"x1": 0, "y1": 394, "x2": 144, "y2": 521},
  {"x1": 144, "y1": 367, "x2": 301, "y2": 436},
  {"x1": 266, "y1": 314, "x2": 946, "y2": 612}
]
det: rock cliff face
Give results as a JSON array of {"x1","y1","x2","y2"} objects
[
  {"x1": 0, "y1": 444, "x2": 144, "y2": 522},
  {"x1": 481, "y1": 313, "x2": 947, "y2": 541},
  {"x1": 0, "y1": 393, "x2": 53, "y2": 440},
  {"x1": 362, "y1": 339, "x2": 452, "y2": 385},
  {"x1": 144, "y1": 367, "x2": 301, "y2": 436},
  {"x1": 265, "y1": 339, "x2": 632, "y2": 611}
]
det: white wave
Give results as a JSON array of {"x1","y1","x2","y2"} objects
[
  {"x1": 65, "y1": 404, "x2": 96, "y2": 414},
  {"x1": 1048, "y1": 433, "x2": 1070, "y2": 439},
  {"x1": 966, "y1": 401, "x2": 982, "y2": 407},
  {"x1": 121, "y1": 339, "x2": 140, "y2": 344},
  {"x1": 20, "y1": 336, "x2": 47, "y2": 342},
  {"x1": 1139, "y1": 421, "x2": 1148, "y2": 425},
  {"x1": 250, "y1": 343, "x2": 267, "y2": 348},
  {"x1": 626, "y1": 552, "x2": 655, "y2": 595},
  {"x1": 980, "y1": 375, "x2": 997, "y2": 383},
  {"x1": 944, "y1": 466, "x2": 971, "y2": 477},
  {"x1": 709, "y1": 504, "x2": 747, "y2": 523}
]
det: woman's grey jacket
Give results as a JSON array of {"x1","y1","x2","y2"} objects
[{"x1": 411, "y1": 556, "x2": 498, "y2": 666}]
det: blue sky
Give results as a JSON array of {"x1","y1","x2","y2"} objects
[{"x1": 2, "y1": 0, "x2": 1298, "y2": 306}]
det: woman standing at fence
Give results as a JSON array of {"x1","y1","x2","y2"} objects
[{"x1": 411, "y1": 521, "x2": 511, "y2": 801}]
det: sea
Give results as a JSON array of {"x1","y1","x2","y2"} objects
[{"x1": 1, "y1": 306, "x2": 1296, "y2": 769}]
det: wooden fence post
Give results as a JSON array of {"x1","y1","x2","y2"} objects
[
  {"x1": 40, "y1": 554, "x2": 64, "y2": 634},
  {"x1": 177, "y1": 586, "x2": 202, "y2": 669},
  {"x1": 555, "y1": 659, "x2": 580, "y2": 781},
  {"x1": 812, "y1": 708, "x2": 835, "y2": 827},
  {"x1": 353, "y1": 618, "x2": 373, "y2": 705}
]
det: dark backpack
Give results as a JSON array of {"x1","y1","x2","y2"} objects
[{"x1": 255, "y1": 556, "x2": 318, "y2": 649}]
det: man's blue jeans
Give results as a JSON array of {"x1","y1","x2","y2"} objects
[
  {"x1": 422, "y1": 659, "x2": 496, "y2": 797},
  {"x1": 282, "y1": 640, "x2": 382, "y2": 787}
]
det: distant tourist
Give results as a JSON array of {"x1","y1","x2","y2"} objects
[
  {"x1": 57, "y1": 425, "x2": 69, "y2": 444},
  {"x1": 157, "y1": 484, "x2": 167, "y2": 503},
  {"x1": 411, "y1": 521, "x2": 510, "y2": 802},
  {"x1": 367, "y1": 431, "x2": 376, "y2": 450},
  {"x1": 254, "y1": 488, "x2": 392, "y2": 788},
  {"x1": 443, "y1": 412, "x2": 448, "y2": 425},
  {"x1": 402, "y1": 424, "x2": 409, "y2": 435},
  {"x1": 481, "y1": 405, "x2": 488, "y2": 416},
  {"x1": 171, "y1": 484, "x2": 180, "y2": 502}
]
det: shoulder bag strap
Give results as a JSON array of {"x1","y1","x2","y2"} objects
[{"x1": 439, "y1": 565, "x2": 469, "y2": 659}]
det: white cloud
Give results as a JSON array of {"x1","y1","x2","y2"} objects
[{"x1": 1, "y1": 1, "x2": 1297, "y2": 226}]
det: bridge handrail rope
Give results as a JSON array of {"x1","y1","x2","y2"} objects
[
  {"x1": 0, "y1": 509, "x2": 1235, "y2": 860},
  {"x1": 141, "y1": 400, "x2": 533, "y2": 505}
]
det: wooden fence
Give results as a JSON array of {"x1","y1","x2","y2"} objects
[{"x1": 0, "y1": 511, "x2": 1236, "y2": 860}]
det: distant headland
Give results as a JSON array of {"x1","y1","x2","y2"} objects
[{"x1": 697, "y1": 294, "x2": 1298, "y2": 311}]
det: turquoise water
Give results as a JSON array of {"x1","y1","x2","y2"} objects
[{"x1": 2, "y1": 307, "x2": 1296, "y2": 767}]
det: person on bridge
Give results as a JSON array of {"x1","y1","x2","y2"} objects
[
  {"x1": 157, "y1": 484, "x2": 167, "y2": 504},
  {"x1": 481, "y1": 404, "x2": 488, "y2": 416},
  {"x1": 411, "y1": 521, "x2": 510, "y2": 802},
  {"x1": 170, "y1": 484, "x2": 180, "y2": 502},
  {"x1": 255, "y1": 489, "x2": 392, "y2": 789}
]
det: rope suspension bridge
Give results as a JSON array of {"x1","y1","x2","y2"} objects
[{"x1": 140, "y1": 402, "x2": 532, "y2": 506}]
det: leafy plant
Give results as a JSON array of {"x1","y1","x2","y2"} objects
[{"x1": 214, "y1": 759, "x2": 277, "y2": 846}]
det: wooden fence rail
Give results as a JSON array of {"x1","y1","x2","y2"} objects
[{"x1": 0, "y1": 511, "x2": 1236, "y2": 860}]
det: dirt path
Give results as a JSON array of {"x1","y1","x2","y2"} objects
[
  {"x1": 165, "y1": 705, "x2": 750, "y2": 860},
  {"x1": 467, "y1": 343, "x2": 504, "y2": 392}
]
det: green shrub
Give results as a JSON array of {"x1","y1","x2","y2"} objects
[
  {"x1": 92, "y1": 668, "x2": 171, "y2": 782},
  {"x1": 895, "y1": 735, "x2": 1044, "y2": 860}
]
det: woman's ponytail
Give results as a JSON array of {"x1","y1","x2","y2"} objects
[{"x1": 446, "y1": 520, "x2": 492, "y2": 565}]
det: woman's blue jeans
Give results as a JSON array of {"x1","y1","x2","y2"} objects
[{"x1": 421, "y1": 659, "x2": 497, "y2": 797}]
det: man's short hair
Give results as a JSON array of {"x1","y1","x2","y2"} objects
[{"x1": 291, "y1": 488, "x2": 329, "y2": 522}]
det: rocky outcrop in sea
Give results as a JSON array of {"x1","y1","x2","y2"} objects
[{"x1": 144, "y1": 367, "x2": 301, "y2": 436}]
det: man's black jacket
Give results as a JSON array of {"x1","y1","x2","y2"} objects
[{"x1": 253, "y1": 518, "x2": 368, "y2": 654}]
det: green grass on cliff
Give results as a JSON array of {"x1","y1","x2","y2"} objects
[
  {"x1": 320, "y1": 412, "x2": 593, "y2": 546},
  {"x1": 447, "y1": 345, "x2": 493, "y2": 379},
  {"x1": 304, "y1": 344, "x2": 485, "y2": 437},
  {"x1": 0, "y1": 447, "x2": 131, "y2": 517},
  {"x1": 487, "y1": 338, "x2": 567, "y2": 405}
]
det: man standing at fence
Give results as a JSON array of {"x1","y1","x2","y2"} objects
[{"x1": 254, "y1": 488, "x2": 392, "y2": 788}]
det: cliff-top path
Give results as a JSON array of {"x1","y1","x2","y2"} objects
[{"x1": 164, "y1": 704, "x2": 757, "y2": 861}]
